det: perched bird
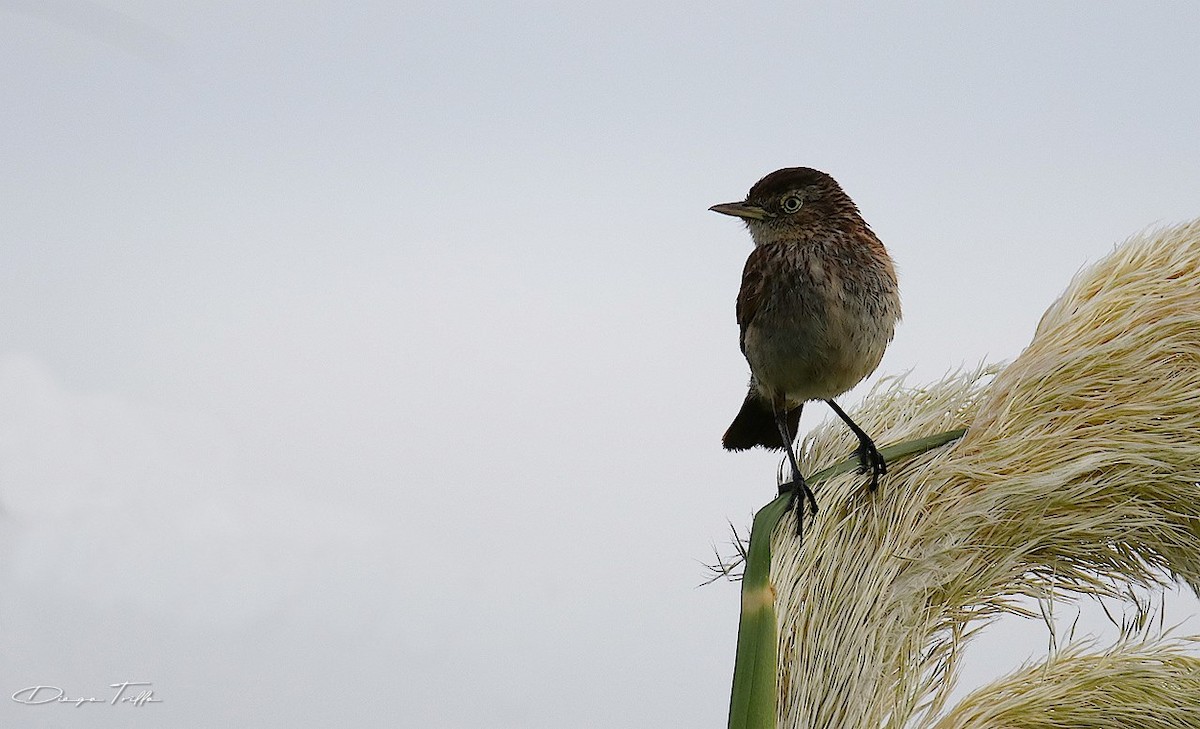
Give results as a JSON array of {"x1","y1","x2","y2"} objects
[{"x1": 711, "y1": 167, "x2": 900, "y2": 532}]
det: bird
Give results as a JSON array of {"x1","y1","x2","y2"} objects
[{"x1": 710, "y1": 167, "x2": 900, "y2": 534}]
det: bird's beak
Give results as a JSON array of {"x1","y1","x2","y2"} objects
[{"x1": 709, "y1": 202, "x2": 772, "y2": 220}]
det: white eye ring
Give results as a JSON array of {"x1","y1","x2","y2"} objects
[{"x1": 781, "y1": 194, "x2": 803, "y2": 213}]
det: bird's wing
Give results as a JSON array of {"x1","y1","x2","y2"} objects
[{"x1": 736, "y1": 245, "x2": 773, "y2": 355}]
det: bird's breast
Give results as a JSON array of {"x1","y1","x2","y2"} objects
[{"x1": 743, "y1": 240, "x2": 899, "y2": 403}]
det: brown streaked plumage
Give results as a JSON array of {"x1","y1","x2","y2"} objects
[{"x1": 711, "y1": 167, "x2": 900, "y2": 533}]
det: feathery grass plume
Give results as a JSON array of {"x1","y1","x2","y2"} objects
[
  {"x1": 932, "y1": 636, "x2": 1200, "y2": 729},
  {"x1": 767, "y1": 220, "x2": 1200, "y2": 728}
]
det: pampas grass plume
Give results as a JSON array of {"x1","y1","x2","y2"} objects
[{"x1": 765, "y1": 220, "x2": 1200, "y2": 728}]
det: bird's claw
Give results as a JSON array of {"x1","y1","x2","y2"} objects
[
  {"x1": 779, "y1": 475, "x2": 819, "y2": 537},
  {"x1": 855, "y1": 441, "x2": 887, "y2": 491}
]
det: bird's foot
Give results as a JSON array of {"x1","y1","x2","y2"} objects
[
  {"x1": 779, "y1": 473, "x2": 819, "y2": 537},
  {"x1": 854, "y1": 439, "x2": 887, "y2": 492}
]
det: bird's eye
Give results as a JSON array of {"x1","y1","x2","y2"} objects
[{"x1": 781, "y1": 194, "x2": 803, "y2": 213}]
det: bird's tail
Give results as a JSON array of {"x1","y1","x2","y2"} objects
[{"x1": 722, "y1": 392, "x2": 801, "y2": 451}]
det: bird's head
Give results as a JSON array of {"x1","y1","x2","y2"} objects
[{"x1": 709, "y1": 167, "x2": 864, "y2": 246}]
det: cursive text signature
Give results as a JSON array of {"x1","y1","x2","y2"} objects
[{"x1": 12, "y1": 682, "x2": 161, "y2": 707}]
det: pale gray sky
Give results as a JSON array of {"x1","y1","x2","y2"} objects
[{"x1": 2, "y1": 2, "x2": 1199, "y2": 727}]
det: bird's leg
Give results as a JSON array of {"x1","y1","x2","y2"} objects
[
  {"x1": 824, "y1": 399, "x2": 886, "y2": 491},
  {"x1": 774, "y1": 401, "x2": 817, "y2": 536}
]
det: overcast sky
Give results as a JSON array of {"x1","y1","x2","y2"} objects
[{"x1": 2, "y1": 2, "x2": 1199, "y2": 727}]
